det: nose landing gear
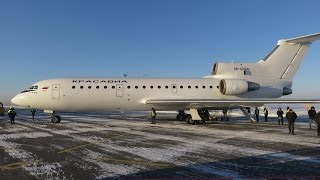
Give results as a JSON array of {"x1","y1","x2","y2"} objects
[{"x1": 51, "y1": 114, "x2": 61, "y2": 123}]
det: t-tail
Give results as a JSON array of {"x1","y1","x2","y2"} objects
[{"x1": 258, "y1": 33, "x2": 320, "y2": 81}]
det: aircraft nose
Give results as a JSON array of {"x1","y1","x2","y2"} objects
[
  {"x1": 11, "y1": 95, "x2": 19, "y2": 105},
  {"x1": 11, "y1": 94, "x2": 25, "y2": 106}
]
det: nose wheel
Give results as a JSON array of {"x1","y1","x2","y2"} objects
[{"x1": 51, "y1": 115, "x2": 61, "y2": 123}]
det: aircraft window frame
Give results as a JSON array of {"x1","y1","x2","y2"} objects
[
  {"x1": 88, "y1": 86, "x2": 92, "y2": 89},
  {"x1": 33, "y1": 85, "x2": 38, "y2": 89},
  {"x1": 158, "y1": 86, "x2": 161, "y2": 89},
  {"x1": 210, "y1": 86, "x2": 213, "y2": 89},
  {"x1": 203, "y1": 86, "x2": 206, "y2": 89},
  {"x1": 165, "y1": 85, "x2": 168, "y2": 89},
  {"x1": 127, "y1": 86, "x2": 131, "y2": 89},
  {"x1": 135, "y1": 86, "x2": 138, "y2": 89},
  {"x1": 150, "y1": 86, "x2": 154, "y2": 89},
  {"x1": 180, "y1": 85, "x2": 183, "y2": 89},
  {"x1": 216, "y1": 86, "x2": 219, "y2": 89},
  {"x1": 112, "y1": 86, "x2": 115, "y2": 89},
  {"x1": 72, "y1": 86, "x2": 75, "y2": 89},
  {"x1": 173, "y1": 85, "x2": 176, "y2": 89},
  {"x1": 96, "y1": 86, "x2": 99, "y2": 89},
  {"x1": 143, "y1": 86, "x2": 146, "y2": 89},
  {"x1": 195, "y1": 86, "x2": 198, "y2": 89},
  {"x1": 104, "y1": 86, "x2": 107, "y2": 89},
  {"x1": 188, "y1": 85, "x2": 191, "y2": 89},
  {"x1": 80, "y1": 86, "x2": 84, "y2": 89}
]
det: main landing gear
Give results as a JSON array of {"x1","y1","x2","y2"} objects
[
  {"x1": 176, "y1": 109, "x2": 209, "y2": 125},
  {"x1": 176, "y1": 110, "x2": 187, "y2": 121}
]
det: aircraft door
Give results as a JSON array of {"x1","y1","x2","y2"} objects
[
  {"x1": 171, "y1": 84, "x2": 177, "y2": 94},
  {"x1": 116, "y1": 84, "x2": 124, "y2": 97},
  {"x1": 52, "y1": 84, "x2": 60, "y2": 99}
]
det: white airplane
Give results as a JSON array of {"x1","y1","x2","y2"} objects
[{"x1": 11, "y1": 33, "x2": 320, "y2": 123}]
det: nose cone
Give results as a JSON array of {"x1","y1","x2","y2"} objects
[
  {"x1": 11, "y1": 94, "x2": 27, "y2": 106},
  {"x1": 11, "y1": 95, "x2": 20, "y2": 105}
]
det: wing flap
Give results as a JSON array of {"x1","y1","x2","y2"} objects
[{"x1": 145, "y1": 99, "x2": 320, "y2": 109}]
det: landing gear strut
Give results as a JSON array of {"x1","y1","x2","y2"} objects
[
  {"x1": 176, "y1": 110, "x2": 186, "y2": 121},
  {"x1": 51, "y1": 115, "x2": 61, "y2": 123}
]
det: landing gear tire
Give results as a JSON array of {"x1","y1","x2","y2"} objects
[
  {"x1": 51, "y1": 115, "x2": 61, "y2": 123},
  {"x1": 176, "y1": 114, "x2": 185, "y2": 121},
  {"x1": 185, "y1": 114, "x2": 195, "y2": 125}
]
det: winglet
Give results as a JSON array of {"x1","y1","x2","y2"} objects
[{"x1": 285, "y1": 32, "x2": 320, "y2": 44}]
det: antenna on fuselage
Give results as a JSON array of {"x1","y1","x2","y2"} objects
[{"x1": 123, "y1": 74, "x2": 127, "y2": 78}]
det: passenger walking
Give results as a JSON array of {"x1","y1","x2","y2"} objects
[
  {"x1": 286, "y1": 109, "x2": 297, "y2": 135},
  {"x1": 276, "y1": 108, "x2": 284, "y2": 125},
  {"x1": 8, "y1": 107, "x2": 17, "y2": 124},
  {"x1": 314, "y1": 112, "x2": 320, "y2": 136},
  {"x1": 151, "y1": 108, "x2": 157, "y2": 124},
  {"x1": 254, "y1": 107, "x2": 259, "y2": 122},
  {"x1": 31, "y1": 108, "x2": 36, "y2": 120},
  {"x1": 286, "y1": 106, "x2": 290, "y2": 113},
  {"x1": 263, "y1": 108, "x2": 268, "y2": 122},
  {"x1": 308, "y1": 106, "x2": 316, "y2": 129}
]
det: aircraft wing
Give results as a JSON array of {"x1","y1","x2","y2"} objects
[{"x1": 145, "y1": 99, "x2": 320, "y2": 109}]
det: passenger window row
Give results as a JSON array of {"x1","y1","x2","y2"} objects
[{"x1": 72, "y1": 85, "x2": 215, "y2": 89}]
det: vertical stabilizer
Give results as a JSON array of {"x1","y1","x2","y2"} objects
[{"x1": 258, "y1": 33, "x2": 320, "y2": 80}]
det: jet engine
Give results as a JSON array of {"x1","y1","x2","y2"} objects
[{"x1": 220, "y1": 79, "x2": 260, "y2": 95}]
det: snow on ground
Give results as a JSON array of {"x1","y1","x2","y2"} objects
[{"x1": 0, "y1": 106, "x2": 320, "y2": 179}]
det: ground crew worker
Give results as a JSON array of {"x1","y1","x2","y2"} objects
[
  {"x1": 8, "y1": 107, "x2": 17, "y2": 124},
  {"x1": 308, "y1": 106, "x2": 316, "y2": 129},
  {"x1": 314, "y1": 112, "x2": 320, "y2": 136},
  {"x1": 151, "y1": 108, "x2": 157, "y2": 124},
  {"x1": 276, "y1": 108, "x2": 284, "y2": 125},
  {"x1": 254, "y1": 107, "x2": 259, "y2": 122},
  {"x1": 263, "y1": 108, "x2": 268, "y2": 122},
  {"x1": 31, "y1": 108, "x2": 36, "y2": 120},
  {"x1": 286, "y1": 109, "x2": 297, "y2": 135}
]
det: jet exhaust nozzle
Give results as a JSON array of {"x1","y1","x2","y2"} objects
[{"x1": 283, "y1": 87, "x2": 293, "y2": 95}]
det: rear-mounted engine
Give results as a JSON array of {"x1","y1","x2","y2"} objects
[{"x1": 220, "y1": 79, "x2": 260, "y2": 95}]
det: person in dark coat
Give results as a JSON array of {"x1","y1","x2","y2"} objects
[
  {"x1": 263, "y1": 108, "x2": 268, "y2": 122},
  {"x1": 31, "y1": 108, "x2": 36, "y2": 120},
  {"x1": 314, "y1": 112, "x2": 320, "y2": 136},
  {"x1": 277, "y1": 108, "x2": 284, "y2": 125},
  {"x1": 308, "y1": 106, "x2": 316, "y2": 129},
  {"x1": 254, "y1": 107, "x2": 259, "y2": 122},
  {"x1": 286, "y1": 106, "x2": 290, "y2": 113},
  {"x1": 286, "y1": 109, "x2": 297, "y2": 135},
  {"x1": 8, "y1": 107, "x2": 17, "y2": 124}
]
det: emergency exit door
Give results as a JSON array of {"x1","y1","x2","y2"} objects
[
  {"x1": 116, "y1": 84, "x2": 124, "y2": 97},
  {"x1": 52, "y1": 84, "x2": 60, "y2": 99}
]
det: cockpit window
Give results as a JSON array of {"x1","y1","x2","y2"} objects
[
  {"x1": 21, "y1": 85, "x2": 38, "y2": 93},
  {"x1": 33, "y1": 85, "x2": 38, "y2": 89},
  {"x1": 29, "y1": 85, "x2": 38, "y2": 90}
]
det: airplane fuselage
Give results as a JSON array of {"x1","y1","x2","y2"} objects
[{"x1": 12, "y1": 77, "x2": 286, "y2": 112}]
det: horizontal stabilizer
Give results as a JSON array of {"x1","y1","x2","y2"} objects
[{"x1": 285, "y1": 32, "x2": 320, "y2": 44}]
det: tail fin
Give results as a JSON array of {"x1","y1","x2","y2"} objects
[{"x1": 258, "y1": 33, "x2": 320, "y2": 80}]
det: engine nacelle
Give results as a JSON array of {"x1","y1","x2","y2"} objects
[{"x1": 220, "y1": 79, "x2": 260, "y2": 95}]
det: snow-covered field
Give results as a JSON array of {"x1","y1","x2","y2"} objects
[{"x1": 0, "y1": 106, "x2": 320, "y2": 179}]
